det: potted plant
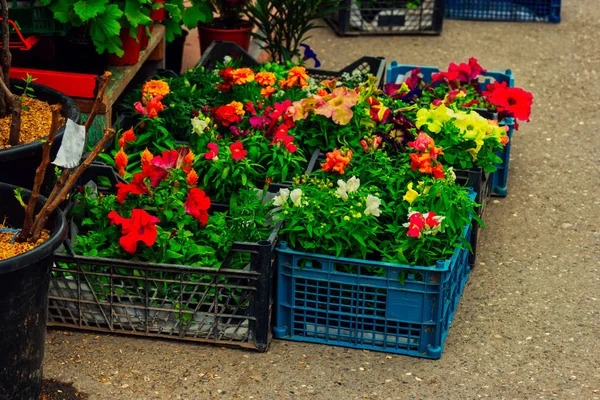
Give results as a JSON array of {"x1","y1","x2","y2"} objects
[
  {"x1": 198, "y1": 0, "x2": 253, "y2": 53},
  {"x1": 243, "y1": 0, "x2": 342, "y2": 63},
  {"x1": 0, "y1": 72, "x2": 113, "y2": 400},
  {"x1": 0, "y1": 1, "x2": 80, "y2": 191}
]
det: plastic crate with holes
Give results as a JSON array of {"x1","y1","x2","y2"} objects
[
  {"x1": 199, "y1": 41, "x2": 387, "y2": 88},
  {"x1": 325, "y1": 0, "x2": 444, "y2": 36},
  {"x1": 6, "y1": 0, "x2": 67, "y2": 35},
  {"x1": 445, "y1": 0, "x2": 561, "y2": 23},
  {"x1": 48, "y1": 167, "x2": 282, "y2": 351},
  {"x1": 386, "y1": 61, "x2": 515, "y2": 197},
  {"x1": 273, "y1": 193, "x2": 475, "y2": 359}
]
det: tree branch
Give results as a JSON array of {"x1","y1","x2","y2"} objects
[
  {"x1": 16, "y1": 105, "x2": 61, "y2": 242},
  {"x1": 84, "y1": 72, "x2": 111, "y2": 139},
  {"x1": 30, "y1": 128, "x2": 116, "y2": 242}
]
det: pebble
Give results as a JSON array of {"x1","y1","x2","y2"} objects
[{"x1": 561, "y1": 223, "x2": 573, "y2": 229}]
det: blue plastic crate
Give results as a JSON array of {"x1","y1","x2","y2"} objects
[
  {"x1": 273, "y1": 222, "x2": 473, "y2": 359},
  {"x1": 386, "y1": 62, "x2": 515, "y2": 197},
  {"x1": 445, "y1": 0, "x2": 561, "y2": 23}
]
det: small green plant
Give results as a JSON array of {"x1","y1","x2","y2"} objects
[{"x1": 14, "y1": 74, "x2": 36, "y2": 111}]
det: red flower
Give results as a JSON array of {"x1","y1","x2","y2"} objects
[
  {"x1": 270, "y1": 125, "x2": 298, "y2": 153},
  {"x1": 214, "y1": 105, "x2": 242, "y2": 126},
  {"x1": 321, "y1": 148, "x2": 353, "y2": 175},
  {"x1": 407, "y1": 213, "x2": 425, "y2": 238},
  {"x1": 204, "y1": 143, "x2": 219, "y2": 160},
  {"x1": 108, "y1": 209, "x2": 160, "y2": 254},
  {"x1": 484, "y1": 82, "x2": 533, "y2": 122},
  {"x1": 184, "y1": 188, "x2": 210, "y2": 226},
  {"x1": 432, "y1": 163, "x2": 445, "y2": 179},
  {"x1": 405, "y1": 67, "x2": 421, "y2": 90},
  {"x1": 425, "y1": 212, "x2": 440, "y2": 228},
  {"x1": 230, "y1": 141, "x2": 247, "y2": 160},
  {"x1": 141, "y1": 164, "x2": 168, "y2": 188},
  {"x1": 115, "y1": 173, "x2": 149, "y2": 204},
  {"x1": 119, "y1": 128, "x2": 137, "y2": 147}
]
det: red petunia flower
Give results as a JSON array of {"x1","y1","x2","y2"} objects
[
  {"x1": 184, "y1": 188, "x2": 210, "y2": 226},
  {"x1": 108, "y1": 209, "x2": 160, "y2": 254},
  {"x1": 115, "y1": 173, "x2": 149, "y2": 204},
  {"x1": 204, "y1": 143, "x2": 219, "y2": 160},
  {"x1": 484, "y1": 82, "x2": 533, "y2": 122},
  {"x1": 229, "y1": 141, "x2": 247, "y2": 160}
]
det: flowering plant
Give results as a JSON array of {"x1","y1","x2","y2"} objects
[{"x1": 72, "y1": 147, "x2": 273, "y2": 268}]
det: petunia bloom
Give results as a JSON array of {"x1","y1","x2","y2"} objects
[
  {"x1": 299, "y1": 43, "x2": 321, "y2": 68},
  {"x1": 484, "y1": 82, "x2": 533, "y2": 122},
  {"x1": 314, "y1": 87, "x2": 359, "y2": 125},
  {"x1": 184, "y1": 188, "x2": 211, "y2": 226},
  {"x1": 108, "y1": 209, "x2": 160, "y2": 254},
  {"x1": 115, "y1": 173, "x2": 149, "y2": 204}
]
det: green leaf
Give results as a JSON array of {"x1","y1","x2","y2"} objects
[
  {"x1": 165, "y1": 250, "x2": 184, "y2": 260},
  {"x1": 182, "y1": 1, "x2": 214, "y2": 29},
  {"x1": 73, "y1": 0, "x2": 109, "y2": 22}
]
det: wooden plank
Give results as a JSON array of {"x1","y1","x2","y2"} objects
[{"x1": 73, "y1": 24, "x2": 166, "y2": 114}]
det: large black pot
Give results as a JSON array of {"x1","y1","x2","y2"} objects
[
  {"x1": 0, "y1": 81, "x2": 80, "y2": 194},
  {"x1": 166, "y1": 30, "x2": 189, "y2": 74},
  {"x1": 0, "y1": 183, "x2": 67, "y2": 400}
]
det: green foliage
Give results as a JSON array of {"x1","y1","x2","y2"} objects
[{"x1": 243, "y1": 0, "x2": 344, "y2": 64}]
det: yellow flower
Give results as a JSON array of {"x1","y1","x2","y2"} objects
[
  {"x1": 415, "y1": 104, "x2": 452, "y2": 133},
  {"x1": 343, "y1": 215, "x2": 351, "y2": 221},
  {"x1": 403, "y1": 182, "x2": 420, "y2": 205},
  {"x1": 227, "y1": 101, "x2": 245, "y2": 116}
]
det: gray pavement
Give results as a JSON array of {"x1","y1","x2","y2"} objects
[{"x1": 43, "y1": 0, "x2": 600, "y2": 398}]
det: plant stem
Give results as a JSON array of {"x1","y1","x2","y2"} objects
[
  {"x1": 16, "y1": 106, "x2": 61, "y2": 242},
  {"x1": 30, "y1": 128, "x2": 116, "y2": 242},
  {"x1": 0, "y1": 0, "x2": 11, "y2": 118}
]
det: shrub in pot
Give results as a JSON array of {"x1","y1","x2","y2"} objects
[
  {"x1": 199, "y1": 0, "x2": 252, "y2": 53},
  {"x1": 0, "y1": 72, "x2": 114, "y2": 400}
]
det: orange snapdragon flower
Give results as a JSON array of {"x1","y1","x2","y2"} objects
[{"x1": 321, "y1": 148, "x2": 353, "y2": 175}]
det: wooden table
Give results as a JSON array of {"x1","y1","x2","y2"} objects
[{"x1": 77, "y1": 24, "x2": 166, "y2": 145}]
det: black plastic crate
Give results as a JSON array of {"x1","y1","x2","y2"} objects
[
  {"x1": 455, "y1": 168, "x2": 490, "y2": 268},
  {"x1": 445, "y1": 0, "x2": 561, "y2": 23},
  {"x1": 326, "y1": 0, "x2": 444, "y2": 36},
  {"x1": 199, "y1": 41, "x2": 387, "y2": 88},
  {"x1": 48, "y1": 211, "x2": 280, "y2": 352}
]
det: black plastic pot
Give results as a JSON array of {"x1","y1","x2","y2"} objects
[
  {"x1": 55, "y1": 32, "x2": 109, "y2": 75},
  {"x1": 0, "y1": 81, "x2": 80, "y2": 194},
  {"x1": 0, "y1": 183, "x2": 67, "y2": 400},
  {"x1": 165, "y1": 30, "x2": 189, "y2": 74}
]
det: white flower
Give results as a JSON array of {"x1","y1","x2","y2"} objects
[
  {"x1": 290, "y1": 188, "x2": 303, "y2": 207},
  {"x1": 446, "y1": 166, "x2": 456, "y2": 182},
  {"x1": 223, "y1": 55, "x2": 232, "y2": 64},
  {"x1": 364, "y1": 195, "x2": 381, "y2": 217},
  {"x1": 273, "y1": 188, "x2": 290, "y2": 206},
  {"x1": 336, "y1": 180, "x2": 348, "y2": 201},
  {"x1": 191, "y1": 117, "x2": 209, "y2": 135},
  {"x1": 346, "y1": 176, "x2": 360, "y2": 193}
]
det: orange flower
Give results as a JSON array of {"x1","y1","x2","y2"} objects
[
  {"x1": 141, "y1": 148, "x2": 154, "y2": 166},
  {"x1": 280, "y1": 66, "x2": 310, "y2": 89},
  {"x1": 118, "y1": 128, "x2": 136, "y2": 148},
  {"x1": 227, "y1": 101, "x2": 245, "y2": 116},
  {"x1": 255, "y1": 71, "x2": 276, "y2": 86},
  {"x1": 260, "y1": 86, "x2": 276, "y2": 98},
  {"x1": 321, "y1": 148, "x2": 353, "y2": 175},
  {"x1": 317, "y1": 88, "x2": 328, "y2": 97},
  {"x1": 186, "y1": 169, "x2": 198, "y2": 186},
  {"x1": 183, "y1": 150, "x2": 195, "y2": 166},
  {"x1": 142, "y1": 80, "x2": 170, "y2": 98},
  {"x1": 115, "y1": 147, "x2": 128, "y2": 176},
  {"x1": 231, "y1": 68, "x2": 255, "y2": 85},
  {"x1": 147, "y1": 96, "x2": 165, "y2": 118}
]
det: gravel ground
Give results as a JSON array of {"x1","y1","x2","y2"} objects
[{"x1": 44, "y1": 0, "x2": 600, "y2": 398}]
